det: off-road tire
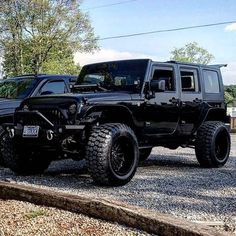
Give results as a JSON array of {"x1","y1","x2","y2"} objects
[
  {"x1": 195, "y1": 121, "x2": 230, "y2": 168},
  {"x1": 86, "y1": 123, "x2": 139, "y2": 186},
  {"x1": 139, "y1": 148, "x2": 152, "y2": 162},
  {"x1": 1, "y1": 132, "x2": 51, "y2": 175}
]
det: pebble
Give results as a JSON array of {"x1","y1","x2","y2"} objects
[
  {"x1": 0, "y1": 200, "x2": 151, "y2": 236},
  {"x1": 0, "y1": 135, "x2": 235, "y2": 234}
]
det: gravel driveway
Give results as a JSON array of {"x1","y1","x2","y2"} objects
[
  {"x1": 0, "y1": 200, "x2": 150, "y2": 236},
  {"x1": 0, "y1": 135, "x2": 235, "y2": 234}
]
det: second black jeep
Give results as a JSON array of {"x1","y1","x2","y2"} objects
[{"x1": 1, "y1": 59, "x2": 231, "y2": 186}]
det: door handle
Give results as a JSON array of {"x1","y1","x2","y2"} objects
[
  {"x1": 193, "y1": 98, "x2": 202, "y2": 103},
  {"x1": 169, "y1": 97, "x2": 179, "y2": 104}
]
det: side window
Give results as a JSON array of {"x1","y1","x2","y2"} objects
[
  {"x1": 203, "y1": 70, "x2": 220, "y2": 93},
  {"x1": 180, "y1": 69, "x2": 199, "y2": 92},
  {"x1": 40, "y1": 81, "x2": 67, "y2": 95},
  {"x1": 152, "y1": 67, "x2": 175, "y2": 91}
]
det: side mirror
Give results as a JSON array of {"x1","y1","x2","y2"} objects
[
  {"x1": 40, "y1": 91, "x2": 54, "y2": 95},
  {"x1": 150, "y1": 80, "x2": 165, "y2": 92}
]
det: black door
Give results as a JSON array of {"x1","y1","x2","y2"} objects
[{"x1": 179, "y1": 66, "x2": 203, "y2": 134}]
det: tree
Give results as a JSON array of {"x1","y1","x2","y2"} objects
[
  {"x1": 225, "y1": 85, "x2": 236, "y2": 105},
  {"x1": 0, "y1": 0, "x2": 98, "y2": 76},
  {"x1": 170, "y1": 42, "x2": 214, "y2": 64},
  {"x1": 41, "y1": 47, "x2": 81, "y2": 75}
]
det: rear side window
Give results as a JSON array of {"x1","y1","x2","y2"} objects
[
  {"x1": 180, "y1": 69, "x2": 199, "y2": 92},
  {"x1": 203, "y1": 70, "x2": 220, "y2": 93}
]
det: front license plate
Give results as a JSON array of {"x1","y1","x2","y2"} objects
[{"x1": 23, "y1": 126, "x2": 39, "y2": 138}]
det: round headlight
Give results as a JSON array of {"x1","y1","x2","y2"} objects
[{"x1": 68, "y1": 103, "x2": 77, "y2": 115}]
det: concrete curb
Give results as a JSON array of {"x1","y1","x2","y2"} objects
[{"x1": 0, "y1": 181, "x2": 231, "y2": 236}]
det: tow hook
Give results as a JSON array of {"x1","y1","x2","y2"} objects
[
  {"x1": 46, "y1": 130, "x2": 54, "y2": 141},
  {"x1": 8, "y1": 128, "x2": 15, "y2": 138}
]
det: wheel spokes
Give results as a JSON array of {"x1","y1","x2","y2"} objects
[{"x1": 111, "y1": 143, "x2": 125, "y2": 172}]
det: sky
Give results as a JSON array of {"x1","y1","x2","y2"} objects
[{"x1": 74, "y1": 0, "x2": 236, "y2": 85}]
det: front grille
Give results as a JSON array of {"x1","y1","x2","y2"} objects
[
  {"x1": 15, "y1": 108, "x2": 69, "y2": 127},
  {"x1": 40, "y1": 109, "x2": 66, "y2": 125}
]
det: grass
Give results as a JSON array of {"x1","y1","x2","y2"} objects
[{"x1": 25, "y1": 209, "x2": 46, "y2": 219}]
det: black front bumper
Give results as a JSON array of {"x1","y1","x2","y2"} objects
[{"x1": 3, "y1": 110, "x2": 85, "y2": 150}]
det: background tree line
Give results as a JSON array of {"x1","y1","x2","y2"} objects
[
  {"x1": 0, "y1": 0, "x2": 98, "y2": 77},
  {"x1": 225, "y1": 85, "x2": 236, "y2": 106}
]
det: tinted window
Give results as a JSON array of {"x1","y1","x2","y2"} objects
[
  {"x1": 41, "y1": 81, "x2": 66, "y2": 94},
  {"x1": 180, "y1": 69, "x2": 199, "y2": 92},
  {"x1": 203, "y1": 70, "x2": 220, "y2": 93},
  {"x1": 0, "y1": 77, "x2": 37, "y2": 99}
]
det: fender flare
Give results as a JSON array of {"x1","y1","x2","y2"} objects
[
  {"x1": 79, "y1": 104, "x2": 136, "y2": 128},
  {"x1": 192, "y1": 103, "x2": 227, "y2": 134}
]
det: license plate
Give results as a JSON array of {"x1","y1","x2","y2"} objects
[{"x1": 23, "y1": 126, "x2": 39, "y2": 138}]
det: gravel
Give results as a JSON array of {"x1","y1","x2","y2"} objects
[
  {"x1": 0, "y1": 200, "x2": 151, "y2": 236},
  {"x1": 0, "y1": 135, "x2": 235, "y2": 234}
]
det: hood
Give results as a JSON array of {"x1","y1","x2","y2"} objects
[
  {"x1": 23, "y1": 91, "x2": 133, "y2": 106},
  {"x1": 78, "y1": 91, "x2": 132, "y2": 103},
  {"x1": 0, "y1": 98, "x2": 22, "y2": 115}
]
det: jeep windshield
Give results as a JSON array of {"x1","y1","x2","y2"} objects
[
  {"x1": 75, "y1": 59, "x2": 149, "y2": 92},
  {"x1": 0, "y1": 77, "x2": 37, "y2": 99}
]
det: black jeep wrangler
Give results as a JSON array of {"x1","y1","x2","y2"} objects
[{"x1": 1, "y1": 59, "x2": 231, "y2": 186}]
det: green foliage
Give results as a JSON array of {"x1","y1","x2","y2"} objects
[
  {"x1": 225, "y1": 85, "x2": 236, "y2": 97},
  {"x1": 41, "y1": 46, "x2": 81, "y2": 75},
  {"x1": 42, "y1": 57, "x2": 81, "y2": 75},
  {"x1": 170, "y1": 42, "x2": 214, "y2": 65},
  {"x1": 0, "y1": 0, "x2": 98, "y2": 76},
  {"x1": 25, "y1": 209, "x2": 46, "y2": 219},
  {"x1": 225, "y1": 85, "x2": 236, "y2": 105}
]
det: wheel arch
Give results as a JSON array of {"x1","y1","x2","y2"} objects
[
  {"x1": 80, "y1": 104, "x2": 136, "y2": 129},
  {"x1": 204, "y1": 107, "x2": 227, "y2": 122},
  {"x1": 192, "y1": 106, "x2": 228, "y2": 135}
]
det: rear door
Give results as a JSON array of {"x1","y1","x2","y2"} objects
[{"x1": 179, "y1": 65, "x2": 203, "y2": 134}]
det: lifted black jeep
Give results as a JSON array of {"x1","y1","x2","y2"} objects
[{"x1": 1, "y1": 59, "x2": 231, "y2": 186}]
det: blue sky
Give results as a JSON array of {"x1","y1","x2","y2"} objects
[{"x1": 75, "y1": 0, "x2": 236, "y2": 84}]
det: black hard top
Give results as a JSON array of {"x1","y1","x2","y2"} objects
[{"x1": 83, "y1": 59, "x2": 226, "y2": 69}]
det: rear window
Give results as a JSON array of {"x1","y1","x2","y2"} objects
[{"x1": 203, "y1": 70, "x2": 220, "y2": 93}]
